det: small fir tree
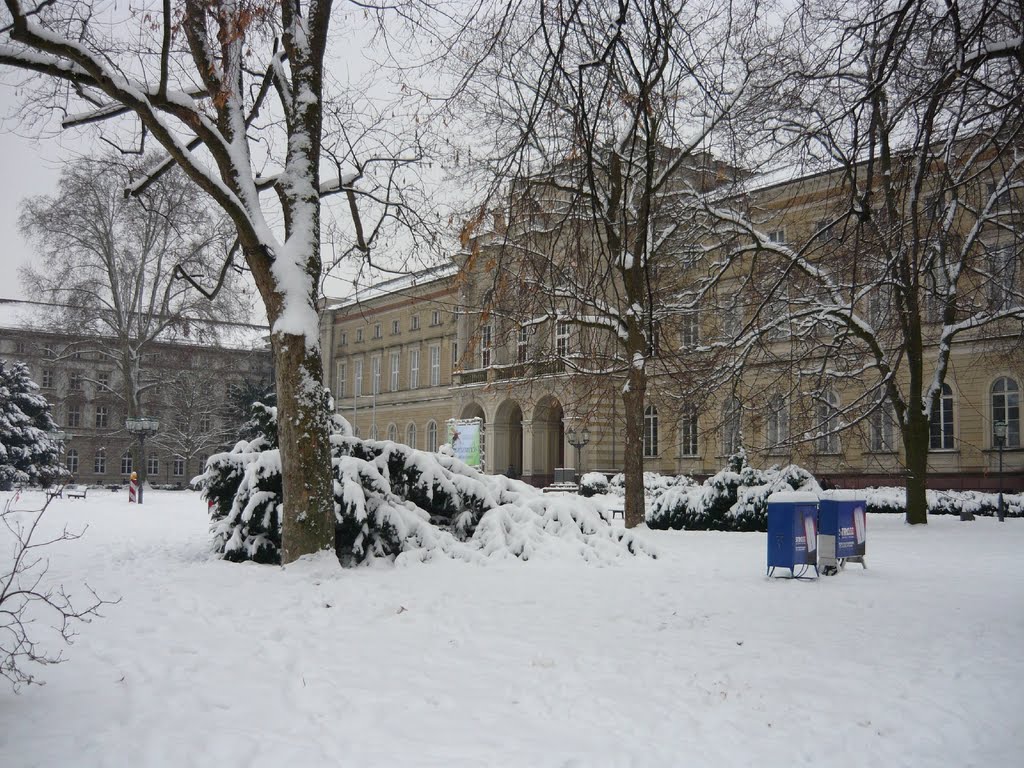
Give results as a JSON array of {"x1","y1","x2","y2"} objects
[{"x1": 0, "y1": 361, "x2": 65, "y2": 490}]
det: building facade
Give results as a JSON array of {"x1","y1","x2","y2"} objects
[
  {"x1": 0, "y1": 299, "x2": 273, "y2": 486},
  {"x1": 322, "y1": 160, "x2": 1023, "y2": 493}
]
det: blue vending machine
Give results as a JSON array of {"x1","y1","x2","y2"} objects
[
  {"x1": 766, "y1": 492, "x2": 820, "y2": 579},
  {"x1": 818, "y1": 490, "x2": 867, "y2": 575}
]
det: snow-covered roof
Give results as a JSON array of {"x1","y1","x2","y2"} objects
[
  {"x1": 324, "y1": 263, "x2": 458, "y2": 312},
  {"x1": 0, "y1": 299, "x2": 270, "y2": 352}
]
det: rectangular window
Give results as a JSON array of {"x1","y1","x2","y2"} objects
[
  {"x1": 409, "y1": 348, "x2": 420, "y2": 389},
  {"x1": 147, "y1": 454, "x2": 159, "y2": 476},
  {"x1": 643, "y1": 407, "x2": 659, "y2": 457},
  {"x1": 930, "y1": 386, "x2": 955, "y2": 450},
  {"x1": 41, "y1": 368, "x2": 53, "y2": 388},
  {"x1": 200, "y1": 414, "x2": 211, "y2": 432},
  {"x1": 768, "y1": 228, "x2": 787, "y2": 245},
  {"x1": 15, "y1": 341, "x2": 26, "y2": 355},
  {"x1": 371, "y1": 355, "x2": 381, "y2": 395},
  {"x1": 680, "y1": 312, "x2": 699, "y2": 347},
  {"x1": 356, "y1": 328, "x2": 364, "y2": 343},
  {"x1": 391, "y1": 319, "x2": 400, "y2": 335},
  {"x1": 373, "y1": 323, "x2": 382, "y2": 340},
  {"x1": 67, "y1": 406, "x2": 81, "y2": 428},
  {"x1": 173, "y1": 456, "x2": 185, "y2": 476},
  {"x1": 989, "y1": 247, "x2": 1016, "y2": 311},
  {"x1": 94, "y1": 451, "x2": 106, "y2": 474},
  {"x1": 411, "y1": 315, "x2": 420, "y2": 331},
  {"x1": 556, "y1": 322, "x2": 570, "y2": 357},
  {"x1": 481, "y1": 325, "x2": 492, "y2": 368},
  {"x1": 680, "y1": 406, "x2": 698, "y2": 457},
  {"x1": 870, "y1": 400, "x2": 895, "y2": 452},
  {"x1": 430, "y1": 345, "x2": 441, "y2": 386},
  {"x1": 95, "y1": 406, "x2": 109, "y2": 428},
  {"x1": 336, "y1": 361, "x2": 347, "y2": 400},
  {"x1": 390, "y1": 351, "x2": 400, "y2": 392},
  {"x1": 43, "y1": 345, "x2": 55, "y2": 358},
  {"x1": 431, "y1": 310, "x2": 441, "y2": 326},
  {"x1": 517, "y1": 326, "x2": 529, "y2": 363},
  {"x1": 354, "y1": 359, "x2": 363, "y2": 397},
  {"x1": 452, "y1": 339, "x2": 459, "y2": 370},
  {"x1": 97, "y1": 371, "x2": 111, "y2": 391},
  {"x1": 69, "y1": 372, "x2": 83, "y2": 391},
  {"x1": 121, "y1": 452, "x2": 133, "y2": 475},
  {"x1": 340, "y1": 331, "x2": 347, "y2": 347}
]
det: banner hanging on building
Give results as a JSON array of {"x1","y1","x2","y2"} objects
[{"x1": 446, "y1": 418, "x2": 484, "y2": 469}]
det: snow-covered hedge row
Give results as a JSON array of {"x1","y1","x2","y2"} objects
[
  {"x1": 607, "y1": 471, "x2": 694, "y2": 499},
  {"x1": 195, "y1": 403, "x2": 655, "y2": 566},
  {"x1": 647, "y1": 454, "x2": 820, "y2": 532},
  {"x1": 865, "y1": 487, "x2": 1023, "y2": 518}
]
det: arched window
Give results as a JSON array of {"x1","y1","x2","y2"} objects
[
  {"x1": 426, "y1": 420, "x2": 438, "y2": 452},
  {"x1": 929, "y1": 384, "x2": 955, "y2": 450},
  {"x1": 679, "y1": 404, "x2": 698, "y2": 457},
  {"x1": 121, "y1": 450, "x2": 133, "y2": 475},
  {"x1": 406, "y1": 422, "x2": 417, "y2": 449},
  {"x1": 66, "y1": 448, "x2": 79, "y2": 475},
  {"x1": 94, "y1": 448, "x2": 106, "y2": 475},
  {"x1": 387, "y1": 423, "x2": 398, "y2": 443},
  {"x1": 722, "y1": 398, "x2": 741, "y2": 456},
  {"x1": 643, "y1": 405, "x2": 659, "y2": 457},
  {"x1": 147, "y1": 453, "x2": 159, "y2": 476},
  {"x1": 816, "y1": 390, "x2": 840, "y2": 454},
  {"x1": 992, "y1": 377, "x2": 1021, "y2": 448},
  {"x1": 767, "y1": 395, "x2": 789, "y2": 449}
]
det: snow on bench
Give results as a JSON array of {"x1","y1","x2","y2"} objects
[{"x1": 66, "y1": 485, "x2": 88, "y2": 499}]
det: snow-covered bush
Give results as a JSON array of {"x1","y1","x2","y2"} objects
[
  {"x1": 0, "y1": 361, "x2": 66, "y2": 491},
  {"x1": 608, "y1": 471, "x2": 692, "y2": 499},
  {"x1": 579, "y1": 472, "x2": 610, "y2": 497},
  {"x1": 648, "y1": 453, "x2": 821, "y2": 532},
  {"x1": 194, "y1": 404, "x2": 656, "y2": 566},
  {"x1": 866, "y1": 488, "x2": 1023, "y2": 518}
]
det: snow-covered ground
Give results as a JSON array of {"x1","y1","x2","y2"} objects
[{"x1": 2, "y1": 489, "x2": 1022, "y2": 767}]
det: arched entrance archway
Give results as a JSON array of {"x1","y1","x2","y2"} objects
[
  {"x1": 529, "y1": 396, "x2": 564, "y2": 486},
  {"x1": 493, "y1": 399, "x2": 524, "y2": 478},
  {"x1": 457, "y1": 401, "x2": 487, "y2": 470}
]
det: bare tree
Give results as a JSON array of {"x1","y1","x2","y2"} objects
[
  {"x1": 689, "y1": 0, "x2": 1024, "y2": 523},
  {"x1": 20, "y1": 154, "x2": 247, "y2": 420},
  {"x1": 453, "y1": 0, "x2": 770, "y2": 526},
  {"x1": 1, "y1": 491, "x2": 111, "y2": 690},
  {"x1": 153, "y1": 368, "x2": 238, "y2": 476},
  {"x1": 1, "y1": 1, "x2": 438, "y2": 561}
]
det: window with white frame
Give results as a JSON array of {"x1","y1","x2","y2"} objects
[
  {"x1": 426, "y1": 420, "x2": 438, "y2": 451},
  {"x1": 555, "y1": 321, "x2": 570, "y2": 357},
  {"x1": 69, "y1": 371, "x2": 83, "y2": 391},
  {"x1": 988, "y1": 247, "x2": 1017, "y2": 311},
  {"x1": 767, "y1": 395, "x2": 789, "y2": 449},
  {"x1": 390, "y1": 351, "x2": 400, "y2": 392},
  {"x1": 430, "y1": 345, "x2": 441, "y2": 386},
  {"x1": 94, "y1": 449, "x2": 106, "y2": 474},
  {"x1": 391, "y1": 319, "x2": 400, "y2": 335},
  {"x1": 431, "y1": 309, "x2": 441, "y2": 326},
  {"x1": 373, "y1": 323, "x2": 382, "y2": 339},
  {"x1": 95, "y1": 406, "x2": 109, "y2": 428},
  {"x1": 643, "y1": 405, "x2": 659, "y2": 457},
  {"x1": 722, "y1": 398, "x2": 742, "y2": 456},
  {"x1": 409, "y1": 348, "x2": 420, "y2": 389},
  {"x1": 147, "y1": 453, "x2": 159, "y2": 476},
  {"x1": 816, "y1": 390, "x2": 841, "y2": 454},
  {"x1": 992, "y1": 377, "x2": 1021, "y2": 448},
  {"x1": 480, "y1": 325, "x2": 492, "y2": 368},
  {"x1": 680, "y1": 312, "x2": 699, "y2": 347},
  {"x1": 41, "y1": 368, "x2": 53, "y2": 388},
  {"x1": 411, "y1": 315, "x2": 420, "y2": 331},
  {"x1": 930, "y1": 383, "x2": 955, "y2": 450},
  {"x1": 121, "y1": 450, "x2": 133, "y2": 475},
  {"x1": 354, "y1": 359, "x2": 363, "y2": 397},
  {"x1": 173, "y1": 456, "x2": 185, "y2": 476},
  {"x1": 67, "y1": 406, "x2": 81, "y2": 428},
  {"x1": 679, "y1": 405, "x2": 698, "y2": 456},
  {"x1": 97, "y1": 371, "x2": 111, "y2": 391},
  {"x1": 356, "y1": 328, "x2": 364, "y2": 343},
  {"x1": 767, "y1": 228, "x2": 787, "y2": 245},
  {"x1": 517, "y1": 326, "x2": 529, "y2": 363},
  {"x1": 387, "y1": 423, "x2": 398, "y2": 442},
  {"x1": 371, "y1": 355, "x2": 381, "y2": 395},
  {"x1": 406, "y1": 422, "x2": 417, "y2": 448},
  {"x1": 870, "y1": 396, "x2": 896, "y2": 452},
  {"x1": 339, "y1": 331, "x2": 347, "y2": 346},
  {"x1": 66, "y1": 448, "x2": 79, "y2": 475},
  {"x1": 336, "y1": 361, "x2": 347, "y2": 399}
]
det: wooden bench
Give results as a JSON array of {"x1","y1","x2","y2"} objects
[{"x1": 66, "y1": 485, "x2": 88, "y2": 499}]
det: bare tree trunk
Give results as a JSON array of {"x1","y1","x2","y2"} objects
[
  {"x1": 622, "y1": 366, "x2": 647, "y2": 529},
  {"x1": 272, "y1": 332, "x2": 336, "y2": 562},
  {"x1": 903, "y1": 411, "x2": 930, "y2": 526}
]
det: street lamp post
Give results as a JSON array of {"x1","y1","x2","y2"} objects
[
  {"x1": 994, "y1": 420, "x2": 1007, "y2": 522},
  {"x1": 125, "y1": 416, "x2": 159, "y2": 504},
  {"x1": 566, "y1": 426, "x2": 591, "y2": 481}
]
